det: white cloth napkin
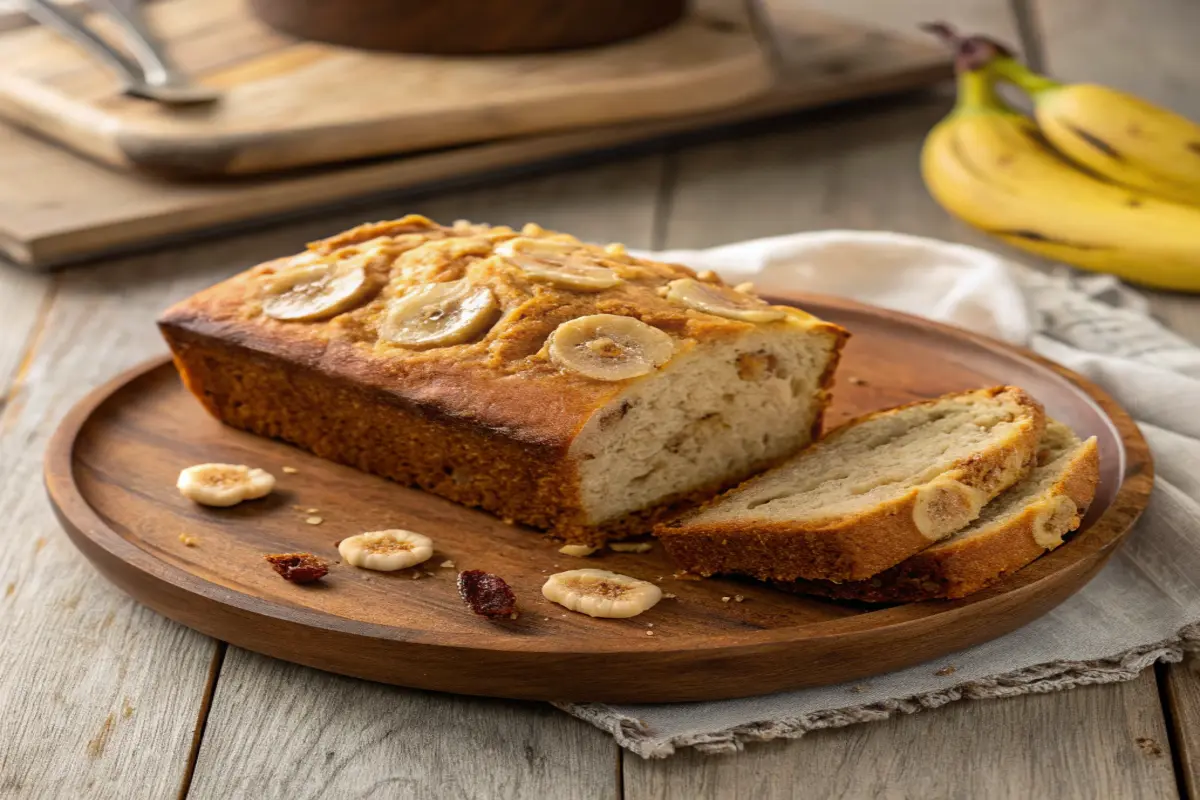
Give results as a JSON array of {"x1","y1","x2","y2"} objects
[{"x1": 560, "y1": 231, "x2": 1200, "y2": 758}]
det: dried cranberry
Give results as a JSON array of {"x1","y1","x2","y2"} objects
[
  {"x1": 457, "y1": 570, "x2": 518, "y2": 619},
  {"x1": 265, "y1": 552, "x2": 329, "y2": 584}
]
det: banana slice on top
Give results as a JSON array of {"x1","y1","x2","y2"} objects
[
  {"x1": 496, "y1": 237, "x2": 621, "y2": 291},
  {"x1": 263, "y1": 259, "x2": 373, "y2": 322},
  {"x1": 177, "y1": 463, "x2": 275, "y2": 507},
  {"x1": 665, "y1": 278, "x2": 786, "y2": 323},
  {"x1": 548, "y1": 314, "x2": 674, "y2": 381},
  {"x1": 338, "y1": 529, "x2": 433, "y2": 571},
  {"x1": 379, "y1": 279, "x2": 499, "y2": 349},
  {"x1": 542, "y1": 569, "x2": 663, "y2": 618}
]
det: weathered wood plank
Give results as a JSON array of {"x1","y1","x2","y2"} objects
[
  {"x1": 184, "y1": 157, "x2": 662, "y2": 797},
  {"x1": 0, "y1": 248, "x2": 248, "y2": 798},
  {"x1": 624, "y1": 672, "x2": 1178, "y2": 799},
  {"x1": 191, "y1": 648, "x2": 618, "y2": 800},
  {"x1": 1166, "y1": 656, "x2": 1200, "y2": 799}
]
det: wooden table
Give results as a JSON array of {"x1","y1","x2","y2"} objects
[{"x1": 2, "y1": 1, "x2": 1199, "y2": 797}]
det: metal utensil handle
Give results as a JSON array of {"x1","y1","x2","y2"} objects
[
  {"x1": 88, "y1": 0, "x2": 178, "y2": 87},
  {"x1": 23, "y1": 0, "x2": 145, "y2": 88}
]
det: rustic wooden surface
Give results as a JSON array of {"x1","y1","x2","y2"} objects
[
  {"x1": 0, "y1": 2, "x2": 951, "y2": 267},
  {"x1": 44, "y1": 297, "x2": 1148, "y2": 702},
  {"x1": 2, "y1": 0, "x2": 1199, "y2": 796},
  {"x1": 0, "y1": 0, "x2": 770, "y2": 175}
]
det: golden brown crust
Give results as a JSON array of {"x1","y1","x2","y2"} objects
[
  {"x1": 783, "y1": 437, "x2": 1100, "y2": 601},
  {"x1": 655, "y1": 386, "x2": 1047, "y2": 582},
  {"x1": 158, "y1": 215, "x2": 847, "y2": 541}
]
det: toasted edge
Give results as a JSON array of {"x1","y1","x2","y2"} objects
[
  {"x1": 654, "y1": 386, "x2": 1047, "y2": 582},
  {"x1": 783, "y1": 435, "x2": 1100, "y2": 601}
]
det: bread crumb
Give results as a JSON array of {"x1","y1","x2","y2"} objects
[
  {"x1": 734, "y1": 594, "x2": 745, "y2": 602},
  {"x1": 848, "y1": 376, "x2": 868, "y2": 386},
  {"x1": 733, "y1": 282, "x2": 755, "y2": 294},
  {"x1": 305, "y1": 507, "x2": 320, "y2": 514},
  {"x1": 305, "y1": 516, "x2": 323, "y2": 525},
  {"x1": 502, "y1": 518, "x2": 516, "y2": 526},
  {"x1": 935, "y1": 665, "x2": 957, "y2": 677},
  {"x1": 609, "y1": 542, "x2": 653, "y2": 554},
  {"x1": 542, "y1": 617, "x2": 550, "y2": 622},
  {"x1": 510, "y1": 612, "x2": 519, "y2": 620},
  {"x1": 850, "y1": 685, "x2": 868, "y2": 694},
  {"x1": 122, "y1": 700, "x2": 134, "y2": 718},
  {"x1": 291, "y1": 504, "x2": 306, "y2": 511},
  {"x1": 646, "y1": 622, "x2": 654, "y2": 627},
  {"x1": 655, "y1": 285, "x2": 670, "y2": 297},
  {"x1": 411, "y1": 571, "x2": 421, "y2": 580},
  {"x1": 721, "y1": 596, "x2": 731, "y2": 603},
  {"x1": 645, "y1": 630, "x2": 655, "y2": 636},
  {"x1": 673, "y1": 571, "x2": 702, "y2": 581},
  {"x1": 663, "y1": 593, "x2": 677, "y2": 599},
  {"x1": 440, "y1": 560, "x2": 456, "y2": 568},
  {"x1": 178, "y1": 533, "x2": 198, "y2": 547},
  {"x1": 697, "y1": 270, "x2": 719, "y2": 282},
  {"x1": 559, "y1": 544, "x2": 597, "y2": 557},
  {"x1": 281, "y1": 466, "x2": 299, "y2": 474}
]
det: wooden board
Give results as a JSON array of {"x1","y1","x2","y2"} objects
[
  {"x1": 44, "y1": 292, "x2": 1151, "y2": 704},
  {"x1": 0, "y1": 3, "x2": 952, "y2": 268},
  {"x1": 0, "y1": 0, "x2": 770, "y2": 176}
]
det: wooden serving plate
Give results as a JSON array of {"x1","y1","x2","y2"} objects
[{"x1": 45, "y1": 293, "x2": 1152, "y2": 703}]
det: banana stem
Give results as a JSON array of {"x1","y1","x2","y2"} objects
[
  {"x1": 954, "y1": 69, "x2": 1009, "y2": 114},
  {"x1": 988, "y1": 56, "x2": 1062, "y2": 96}
]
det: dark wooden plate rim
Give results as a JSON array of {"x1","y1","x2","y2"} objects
[{"x1": 45, "y1": 292, "x2": 1153, "y2": 659}]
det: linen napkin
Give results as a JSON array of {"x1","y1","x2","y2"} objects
[{"x1": 561, "y1": 230, "x2": 1200, "y2": 758}]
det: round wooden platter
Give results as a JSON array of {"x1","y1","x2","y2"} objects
[{"x1": 46, "y1": 292, "x2": 1152, "y2": 704}]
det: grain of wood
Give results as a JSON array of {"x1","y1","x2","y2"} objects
[
  {"x1": 189, "y1": 648, "x2": 617, "y2": 800},
  {"x1": 0, "y1": 247, "x2": 257, "y2": 798},
  {"x1": 1165, "y1": 655, "x2": 1200, "y2": 799},
  {"x1": 0, "y1": 0, "x2": 768, "y2": 175},
  {"x1": 624, "y1": 671, "x2": 1178, "y2": 799}
]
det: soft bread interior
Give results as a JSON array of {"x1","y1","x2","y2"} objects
[
  {"x1": 686, "y1": 388, "x2": 1036, "y2": 526},
  {"x1": 571, "y1": 325, "x2": 840, "y2": 525},
  {"x1": 926, "y1": 420, "x2": 1092, "y2": 550}
]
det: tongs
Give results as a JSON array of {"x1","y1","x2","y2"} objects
[{"x1": 24, "y1": 0, "x2": 217, "y2": 104}]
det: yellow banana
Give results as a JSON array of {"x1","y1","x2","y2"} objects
[
  {"x1": 921, "y1": 68, "x2": 1200, "y2": 292},
  {"x1": 990, "y1": 57, "x2": 1200, "y2": 206}
]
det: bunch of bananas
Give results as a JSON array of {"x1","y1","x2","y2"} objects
[{"x1": 920, "y1": 25, "x2": 1200, "y2": 291}]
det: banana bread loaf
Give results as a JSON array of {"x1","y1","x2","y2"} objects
[{"x1": 158, "y1": 215, "x2": 847, "y2": 543}]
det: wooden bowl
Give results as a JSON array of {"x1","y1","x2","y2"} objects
[{"x1": 246, "y1": 0, "x2": 689, "y2": 55}]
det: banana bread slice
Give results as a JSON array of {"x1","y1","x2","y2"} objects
[
  {"x1": 159, "y1": 215, "x2": 846, "y2": 544},
  {"x1": 782, "y1": 419, "x2": 1099, "y2": 601},
  {"x1": 655, "y1": 386, "x2": 1045, "y2": 581}
]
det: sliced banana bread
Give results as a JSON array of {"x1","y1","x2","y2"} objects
[
  {"x1": 782, "y1": 419, "x2": 1099, "y2": 601},
  {"x1": 655, "y1": 387, "x2": 1045, "y2": 582}
]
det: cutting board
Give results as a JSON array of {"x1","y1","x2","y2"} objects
[
  {"x1": 0, "y1": 0, "x2": 771, "y2": 176},
  {"x1": 0, "y1": 5, "x2": 952, "y2": 269},
  {"x1": 45, "y1": 293, "x2": 1151, "y2": 703}
]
